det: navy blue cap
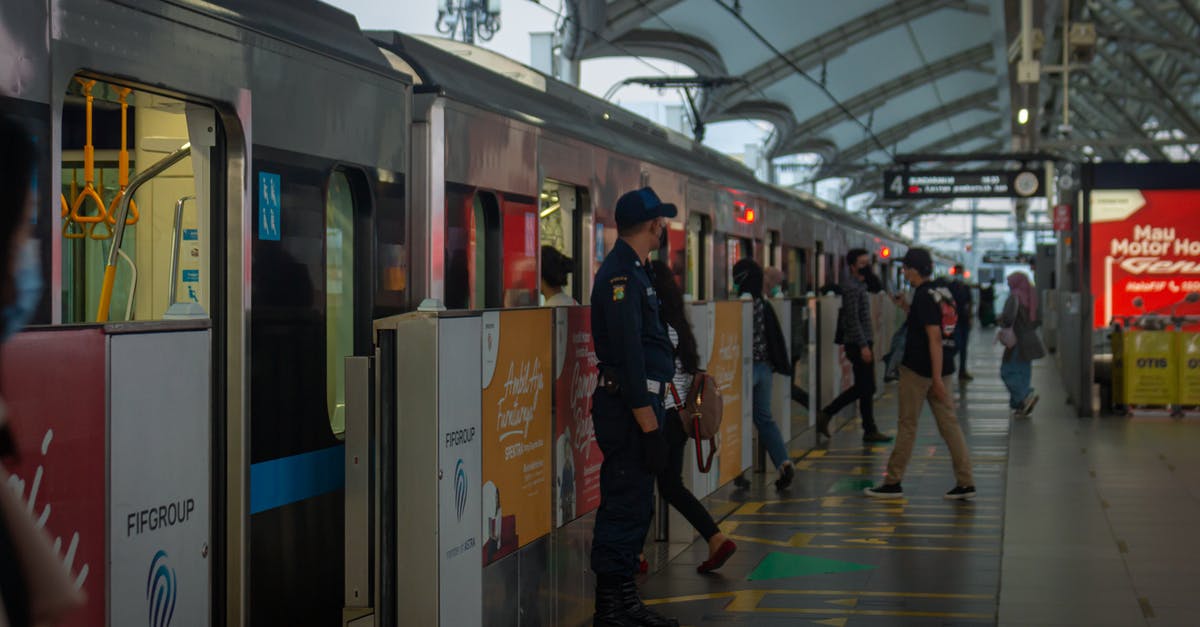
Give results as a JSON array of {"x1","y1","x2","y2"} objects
[{"x1": 615, "y1": 187, "x2": 677, "y2": 228}]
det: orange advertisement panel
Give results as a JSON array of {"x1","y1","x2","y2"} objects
[
  {"x1": 481, "y1": 309, "x2": 553, "y2": 565},
  {"x1": 710, "y1": 301, "x2": 745, "y2": 485}
]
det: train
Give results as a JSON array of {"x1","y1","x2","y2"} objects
[{"x1": 1, "y1": 0, "x2": 952, "y2": 624}]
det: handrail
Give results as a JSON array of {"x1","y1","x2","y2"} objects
[
  {"x1": 167, "y1": 195, "x2": 194, "y2": 306},
  {"x1": 96, "y1": 142, "x2": 191, "y2": 322},
  {"x1": 67, "y1": 78, "x2": 112, "y2": 239},
  {"x1": 106, "y1": 88, "x2": 140, "y2": 227}
]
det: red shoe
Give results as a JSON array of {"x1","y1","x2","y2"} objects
[
  {"x1": 696, "y1": 540, "x2": 737, "y2": 574},
  {"x1": 638, "y1": 557, "x2": 649, "y2": 574}
]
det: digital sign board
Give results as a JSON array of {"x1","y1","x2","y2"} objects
[{"x1": 883, "y1": 169, "x2": 1043, "y2": 199}]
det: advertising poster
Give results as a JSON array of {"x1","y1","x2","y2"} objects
[
  {"x1": 438, "y1": 317, "x2": 483, "y2": 624},
  {"x1": 709, "y1": 301, "x2": 746, "y2": 486},
  {"x1": 481, "y1": 309, "x2": 553, "y2": 565},
  {"x1": 1, "y1": 329, "x2": 106, "y2": 626},
  {"x1": 1090, "y1": 190, "x2": 1200, "y2": 328},
  {"x1": 553, "y1": 307, "x2": 602, "y2": 527}
]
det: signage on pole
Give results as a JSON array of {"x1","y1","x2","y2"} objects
[{"x1": 1053, "y1": 203, "x2": 1072, "y2": 231}]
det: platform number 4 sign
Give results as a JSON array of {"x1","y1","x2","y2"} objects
[
  {"x1": 888, "y1": 174, "x2": 905, "y2": 198},
  {"x1": 258, "y1": 172, "x2": 281, "y2": 241}
]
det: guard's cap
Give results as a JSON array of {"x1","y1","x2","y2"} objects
[
  {"x1": 900, "y1": 247, "x2": 934, "y2": 276},
  {"x1": 615, "y1": 187, "x2": 677, "y2": 229}
]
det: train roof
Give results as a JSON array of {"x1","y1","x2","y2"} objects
[
  {"x1": 155, "y1": 0, "x2": 392, "y2": 73},
  {"x1": 369, "y1": 31, "x2": 914, "y2": 247}
]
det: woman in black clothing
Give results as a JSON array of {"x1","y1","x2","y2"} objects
[{"x1": 645, "y1": 261, "x2": 737, "y2": 574}]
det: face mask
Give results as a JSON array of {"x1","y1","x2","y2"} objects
[
  {"x1": 3, "y1": 239, "x2": 42, "y2": 341},
  {"x1": 770, "y1": 286, "x2": 783, "y2": 297}
]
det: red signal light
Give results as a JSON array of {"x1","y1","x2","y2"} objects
[
  {"x1": 734, "y1": 201, "x2": 756, "y2": 224},
  {"x1": 880, "y1": 246, "x2": 891, "y2": 258},
  {"x1": 965, "y1": 270, "x2": 972, "y2": 279},
  {"x1": 949, "y1": 266, "x2": 957, "y2": 275},
  {"x1": 745, "y1": 209, "x2": 755, "y2": 223}
]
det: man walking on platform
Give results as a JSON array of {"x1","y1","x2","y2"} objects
[
  {"x1": 866, "y1": 248, "x2": 976, "y2": 500},
  {"x1": 949, "y1": 264, "x2": 974, "y2": 381},
  {"x1": 589, "y1": 187, "x2": 680, "y2": 627},
  {"x1": 816, "y1": 249, "x2": 894, "y2": 444}
]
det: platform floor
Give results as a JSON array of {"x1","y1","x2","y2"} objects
[{"x1": 637, "y1": 331, "x2": 1200, "y2": 627}]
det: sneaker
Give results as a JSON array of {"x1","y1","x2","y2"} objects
[
  {"x1": 862, "y1": 431, "x2": 893, "y2": 443},
  {"x1": 815, "y1": 410, "x2": 832, "y2": 438},
  {"x1": 864, "y1": 483, "x2": 903, "y2": 498},
  {"x1": 1021, "y1": 392, "x2": 1039, "y2": 416},
  {"x1": 775, "y1": 462, "x2": 795, "y2": 490},
  {"x1": 944, "y1": 485, "x2": 976, "y2": 500}
]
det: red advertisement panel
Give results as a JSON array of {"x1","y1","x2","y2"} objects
[
  {"x1": 502, "y1": 197, "x2": 538, "y2": 307},
  {"x1": 1090, "y1": 190, "x2": 1200, "y2": 327},
  {"x1": 1, "y1": 328, "x2": 107, "y2": 626},
  {"x1": 554, "y1": 308, "x2": 602, "y2": 526}
]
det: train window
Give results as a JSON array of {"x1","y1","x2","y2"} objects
[
  {"x1": 666, "y1": 218, "x2": 686, "y2": 292},
  {"x1": 787, "y1": 248, "x2": 807, "y2": 297},
  {"x1": 539, "y1": 180, "x2": 576, "y2": 302},
  {"x1": 727, "y1": 237, "x2": 751, "y2": 297},
  {"x1": 325, "y1": 170, "x2": 356, "y2": 437},
  {"x1": 59, "y1": 77, "x2": 215, "y2": 323},
  {"x1": 685, "y1": 213, "x2": 708, "y2": 300},
  {"x1": 769, "y1": 231, "x2": 780, "y2": 267}
]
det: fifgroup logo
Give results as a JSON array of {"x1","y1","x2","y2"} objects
[
  {"x1": 146, "y1": 550, "x2": 178, "y2": 627},
  {"x1": 454, "y1": 459, "x2": 468, "y2": 522}
]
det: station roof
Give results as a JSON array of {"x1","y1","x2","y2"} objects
[{"x1": 562, "y1": 0, "x2": 1198, "y2": 215}]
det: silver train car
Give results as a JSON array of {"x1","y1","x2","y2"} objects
[{"x1": 1, "y1": 1, "x2": 944, "y2": 625}]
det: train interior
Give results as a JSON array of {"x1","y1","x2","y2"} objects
[{"x1": 59, "y1": 75, "x2": 215, "y2": 324}]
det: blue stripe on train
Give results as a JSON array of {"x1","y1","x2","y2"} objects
[{"x1": 249, "y1": 445, "x2": 345, "y2": 515}]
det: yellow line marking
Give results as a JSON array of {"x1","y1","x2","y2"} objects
[
  {"x1": 827, "y1": 599, "x2": 858, "y2": 608},
  {"x1": 809, "y1": 543, "x2": 994, "y2": 552},
  {"x1": 725, "y1": 532, "x2": 815, "y2": 548},
  {"x1": 844, "y1": 538, "x2": 888, "y2": 545},
  {"x1": 723, "y1": 519, "x2": 999, "y2": 529},
  {"x1": 725, "y1": 590, "x2": 767, "y2": 612},
  {"x1": 812, "y1": 618, "x2": 848, "y2": 626},
  {"x1": 644, "y1": 589, "x2": 994, "y2": 603},
  {"x1": 738, "y1": 511, "x2": 1000, "y2": 520},
  {"x1": 735, "y1": 502, "x2": 765, "y2": 515}
]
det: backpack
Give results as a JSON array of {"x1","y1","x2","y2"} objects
[
  {"x1": 670, "y1": 372, "x2": 723, "y2": 473},
  {"x1": 928, "y1": 285, "x2": 959, "y2": 346}
]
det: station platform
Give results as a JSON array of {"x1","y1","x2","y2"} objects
[{"x1": 636, "y1": 332, "x2": 1200, "y2": 627}]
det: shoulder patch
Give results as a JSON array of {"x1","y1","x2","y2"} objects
[
  {"x1": 610, "y1": 275, "x2": 628, "y2": 285},
  {"x1": 613, "y1": 285, "x2": 626, "y2": 301}
]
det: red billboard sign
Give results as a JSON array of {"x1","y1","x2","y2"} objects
[
  {"x1": 2, "y1": 329, "x2": 107, "y2": 626},
  {"x1": 1091, "y1": 190, "x2": 1200, "y2": 327},
  {"x1": 553, "y1": 307, "x2": 602, "y2": 526}
]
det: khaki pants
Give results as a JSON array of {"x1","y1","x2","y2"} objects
[{"x1": 885, "y1": 366, "x2": 975, "y2": 487}]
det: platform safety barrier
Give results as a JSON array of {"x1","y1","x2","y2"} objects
[
  {"x1": 1111, "y1": 327, "x2": 1200, "y2": 409},
  {"x1": 369, "y1": 301, "x2": 755, "y2": 626},
  {"x1": 1, "y1": 322, "x2": 212, "y2": 627}
]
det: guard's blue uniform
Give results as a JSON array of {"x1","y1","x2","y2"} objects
[{"x1": 590, "y1": 238, "x2": 675, "y2": 578}]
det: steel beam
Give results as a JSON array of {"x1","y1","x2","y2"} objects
[
  {"x1": 583, "y1": 29, "x2": 729, "y2": 77},
  {"x1": 776, "y1": 45, "x2": 994, "y2": 154},
  {"x1": 602, "y1": 0, "x2": 685, "y2": 40},
  {"x1": 706, "y1": 0, "x2": 967, "y2": 109}
]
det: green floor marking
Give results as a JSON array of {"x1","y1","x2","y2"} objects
[
  {"x1": 828, "y1": 478, "x2": 875, "y2": 493},
  {"x1": 747, "y1": 551, "x2": 876, "y2": 581}
]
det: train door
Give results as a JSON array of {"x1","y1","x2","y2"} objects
[
  {"x1": 445, "y1": 185, "x2": 539, "y2": 309},
  {"x1": 685, "y1": 213, "x2": 710, "y2": 300},
  {"x1": 50, "y1": 74, "x2": 227, "y2": 625},
  {"x1": 539, "y1": 179, "x2": 590, "y2": 303}
]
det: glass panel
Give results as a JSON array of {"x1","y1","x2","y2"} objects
[
  {"x1": 539, "y1": 180, "x2": 575, "y2": 302},
  {"x1": 326, "y1": 170, "x2": 355, "y2": 437}
]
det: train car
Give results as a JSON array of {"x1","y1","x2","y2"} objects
[{"x1": 1, "y1": 2, "x2": 938, "y2": 626}]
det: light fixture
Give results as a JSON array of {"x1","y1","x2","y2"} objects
[{"x1": 1017, "y1": 108, "x2": 1030, "y2": 125}]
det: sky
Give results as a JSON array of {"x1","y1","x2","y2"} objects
[{"x1": 324, "y1": 0, "x2": 769, "y2": 154}]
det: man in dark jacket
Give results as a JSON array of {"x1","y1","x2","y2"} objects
[
  {"x1": 733, "y1": 258, "x2": 796, "y2": 489},
  {"x1": 948, "y1": 264, "x2": 974, "y2": 381},
  {"x1": 817, "y1": 250, "x2": 894, "y2": 443}
]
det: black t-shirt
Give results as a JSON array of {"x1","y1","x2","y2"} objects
[{"x1": 902, "y1": 283, "x2": 956, "y2": 378}]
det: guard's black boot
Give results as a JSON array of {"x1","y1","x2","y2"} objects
[
  {"x1": 618, "y1": 578, "x2": 679, "y2": 627},
  {"x1": 593, "y1": 575, "x2": 642, "y2": 627}
]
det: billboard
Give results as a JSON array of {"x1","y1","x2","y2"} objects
[
  {"x1": 552, "y1": 307, "x2": 602, "y2": 527},
  {"x1": 480, "y1": 309, "x2": 553, "y2": 565},
  {"x1": 1091, "y1": 190, "x2": 1200, "y2": 327}
]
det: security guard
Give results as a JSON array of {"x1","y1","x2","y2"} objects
[{"x1": 590, "y1": 187, "x2": 679, "y2": 627}]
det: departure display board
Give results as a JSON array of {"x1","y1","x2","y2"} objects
[{"x1": 883, "y1": 169, "x2": 1043, "y2": 199}]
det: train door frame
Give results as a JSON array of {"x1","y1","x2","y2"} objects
[
  {"x1": 686, "y1": 211, "x2": 712, "y2": 300},
  {"x1": 537, "y1": 178, "x2": 591, "y2": 304}
]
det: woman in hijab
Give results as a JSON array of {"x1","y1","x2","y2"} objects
[{"x1": 998, "y1": 272, "x2": 1046, "y2": 417}]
